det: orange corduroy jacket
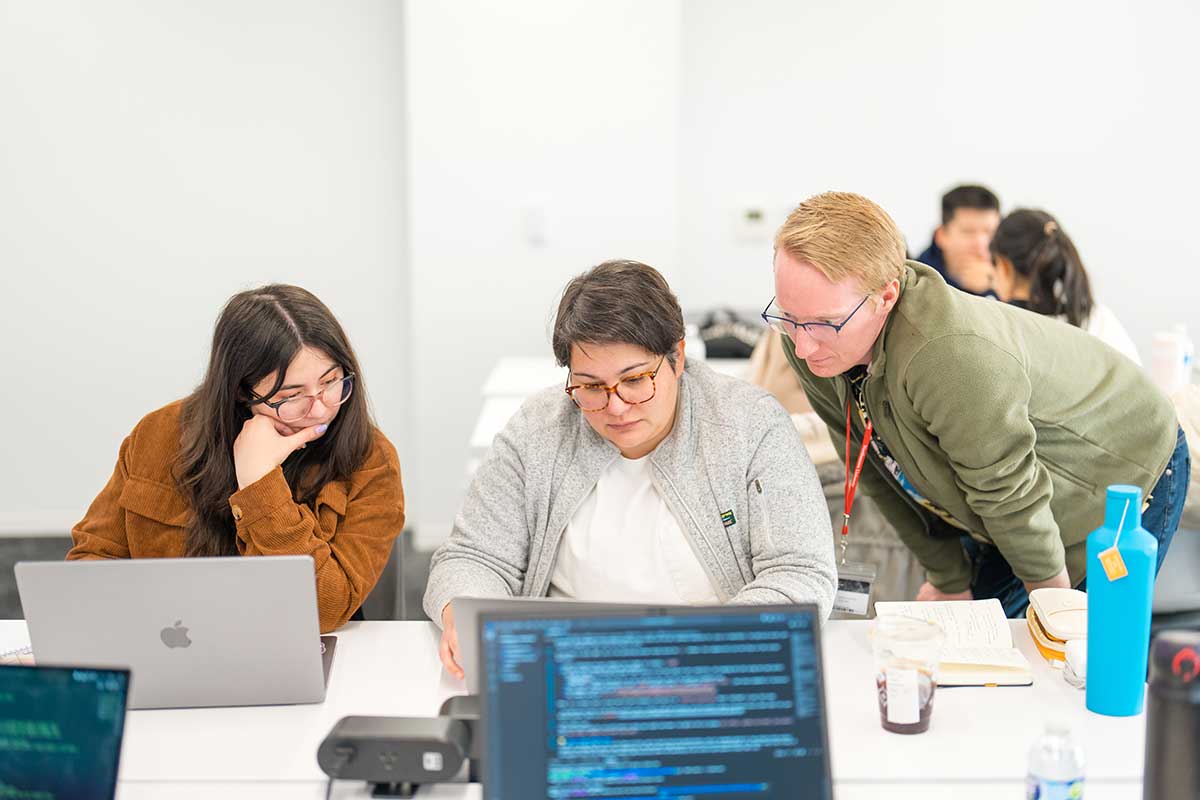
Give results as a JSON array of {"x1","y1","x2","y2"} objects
[{"x1": 67, "y1": 401, "x2": 405, "y2": 632}]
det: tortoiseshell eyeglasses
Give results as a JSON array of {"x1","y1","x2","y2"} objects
[{"x1": 564, "y1": 355, "x2": 667, "y2": 412}]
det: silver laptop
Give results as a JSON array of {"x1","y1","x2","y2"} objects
[
  {"x1": 16, "y1": 556, "x2": 335, "y2": 709},
  {"x1": 451, "y1": 596, "x2": 671, "y2": 693}
]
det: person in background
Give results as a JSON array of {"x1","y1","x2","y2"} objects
[
  {"x1": 767, "y1": 191, "x2": 1188, "y2": 617},
  {"x1": 425, "y1": 260, "x2": 836, "y2": 680},
  {"x1": 68, "y1": 285, "x2": 405, "y2": 633},
  {"x1": 991, "y1": 208, "x2": 1141, "y2": 365},
  {"x1": 916, "y1": 184, "x2": 1001, "y2": 296}
]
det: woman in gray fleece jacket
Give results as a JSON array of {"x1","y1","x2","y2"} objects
[{"x1": 424, "y1": 260, "x2": 837, "y2": 679}]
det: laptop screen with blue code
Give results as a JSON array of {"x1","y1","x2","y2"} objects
[{"x1": 481, "y1": 605, "x2": 832, "y2": 800}]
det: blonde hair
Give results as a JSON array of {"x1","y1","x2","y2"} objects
[{"x1": 774, "y1": 192, "x2": 906, "y2": 293}]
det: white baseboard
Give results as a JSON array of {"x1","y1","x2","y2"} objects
[{"x1": 0, "y1": 512, "x2": 77, "y2": 538}]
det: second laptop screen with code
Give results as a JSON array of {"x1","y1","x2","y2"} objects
[{"x1": 482, "y1": 607, "x2": 832, "y2": 800}]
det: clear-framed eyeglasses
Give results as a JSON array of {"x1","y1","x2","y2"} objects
[
  {"x1": 564, "y1": 355, "x2": 667, "y2": 412},
  {"x1": 760, "y1": 295, "x2": 870, "y2": 343},
  {"x1": 249, "y1": 372, "x2": 355, "y2": 422}
]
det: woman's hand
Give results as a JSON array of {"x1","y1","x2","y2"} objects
[
  {"x1": 916, "y1": 581, "x2": 973, "y2": 602},
  {"x1": 233, "y1": 415, "x2": 327, "y2": 490},
  {"x1": 439, "y1": 604, "x2": 465, "y2": 680}
]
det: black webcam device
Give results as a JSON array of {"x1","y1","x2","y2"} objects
[{"x1": 317, "y1": 715, "x2": 470, "y2": 798}]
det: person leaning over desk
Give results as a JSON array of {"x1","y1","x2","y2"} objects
[
  {"x1": 425, "y1": 260, "x2": 837, "y2": 678},
  {"x1": 763, "y1": 191, "x2": 1189, "y2": 618},
  {"x1": 67, "y1": 285, "x2": 406, "y2": 633}
]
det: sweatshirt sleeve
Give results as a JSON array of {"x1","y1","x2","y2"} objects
[
  {"x1": 729, "y1": 397, "x2": 837, "y2": 620},
  {"x1": 905, "y1": 335, "x2": 1065, "y2": 585}
]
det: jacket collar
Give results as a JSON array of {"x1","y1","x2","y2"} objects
[
  {"x1": 865, "y1": 261, "x2": 917, "y2": 377},
  {"x1": 315, "y1": 479, "x2": 348, "y2": 516}
]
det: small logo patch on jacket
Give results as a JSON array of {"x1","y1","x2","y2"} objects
[{"x1": 720, "y1": 509, "x2": 736, "y2": 528}]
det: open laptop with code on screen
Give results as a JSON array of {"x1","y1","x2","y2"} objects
[
  {"x1": 479, "y1": 604, "x2": 833, "y2": 800},
  {"x1": 0, "y1": 663, "x2": 129, "y2": 800}
]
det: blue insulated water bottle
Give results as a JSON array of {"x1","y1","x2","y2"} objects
[{"x1": 1086, "y1": 484, "x2": 1157, "y2": 717}]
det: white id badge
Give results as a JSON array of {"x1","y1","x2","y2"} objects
[{"x1": 833, "y1": 561, "x2": 877, "y2": 616}]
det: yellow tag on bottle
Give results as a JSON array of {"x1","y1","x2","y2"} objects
[{"x1": 1099, "y1": 546, "x2": 1129, "y2": 582}]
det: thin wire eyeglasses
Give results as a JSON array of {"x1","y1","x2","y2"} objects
[{"x1": 760, "y1": 295, "x2": 870, "y2": 343}]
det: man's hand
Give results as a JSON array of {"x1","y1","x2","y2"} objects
[
  {"x1": 916, "y1": 581, "x2": 973, "y2": 602},
  {"x1": 950, "y1": 257, "x2": 996, "y2": 294},
  {"x1": 1022, "y1": 567, "x2": 1072, "y2": 595},
  {"x1": 439, "y1": 604, "x2": 465, "y2": 681},
  {"x1": 233, "y1": 415, "x2": 327, "y2": 490}
]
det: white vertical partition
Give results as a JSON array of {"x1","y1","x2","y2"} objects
[{"x1": 404, "y1": 1, "x2": 683, "y2": 545}]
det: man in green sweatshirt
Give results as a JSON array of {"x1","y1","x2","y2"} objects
[{"x1": 766, "y1": 191, "x2": 1189, "y2": 616}]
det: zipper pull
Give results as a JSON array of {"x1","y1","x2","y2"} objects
[{"x1": 755, "y1": 479, "x2": 763, "y2": 494}]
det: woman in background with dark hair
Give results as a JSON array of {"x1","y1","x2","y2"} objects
[
  {"x1": 68, "y1": 285, "x2": 405, "y2": 632},
  {"x1": 991, "y1": 208, "x2": 1141, "y2": 364}
]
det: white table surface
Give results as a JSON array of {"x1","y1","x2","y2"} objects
[{"x1": 0, "y1": 619, "x2": 1145, "y2": 799}]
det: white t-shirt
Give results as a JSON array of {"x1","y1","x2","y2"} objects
[
  {"x1": 549, "y1": 453, "x2": 720, "y2": 604},
  {"x1": 1079, "y1": 303, "x2": 1142, "y2": 366}
]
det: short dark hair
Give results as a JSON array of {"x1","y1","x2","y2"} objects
[
  {"x1": 552, "y1": 260, "x2": 685, "y2": 369},
  {"x1": 941, "y1": 184, "x2": 1000, "y2": 225}
]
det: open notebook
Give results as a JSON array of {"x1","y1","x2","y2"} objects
[{"x1": 874, "y1": 598, "x2": 1033, "y2": 686}]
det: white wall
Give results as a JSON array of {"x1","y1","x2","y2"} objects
[
  {"x1": 0, "y1": 1, "x2": 409, "y2": 532},
  {"x1": 4, "y1": 1, "x2": 1194, "y2": 545},
  {"x1": 404, "y1": 1, "x2": 682, "y2": 543},
  {"x1": 678, "y1": 0, "x2": 1200, "y2": 354}
]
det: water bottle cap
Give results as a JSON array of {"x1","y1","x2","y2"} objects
[
  {"x1": 1105, "y1": 484, "x2": 1141, "y2": 504},
  {"x1": 1150, "y1": 630, "x2": 1200, "y2": 688}
]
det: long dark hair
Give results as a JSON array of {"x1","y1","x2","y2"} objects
[
  {"x1": 175, "y1": 285, "x2": 375, "y2": 557},
  {"x1": 990, "y1": 209, "x2": 1094, "y2": 327}
]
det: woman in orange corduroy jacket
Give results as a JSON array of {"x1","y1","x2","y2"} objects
[{"x1": 68, "y1": 285, "x2": 405, "y2": 632}]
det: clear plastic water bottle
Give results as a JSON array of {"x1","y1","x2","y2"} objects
[
  {"x1": 1026, "y1": 721, "x2": 1085, "y2": 799},
  {"x1": 1171, "y1": 324, "x2": 1194, "y2": 384}
]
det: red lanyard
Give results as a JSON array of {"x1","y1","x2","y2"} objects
[{"x1": 842, "y1": 398, "x2": 873, "y2": 541}]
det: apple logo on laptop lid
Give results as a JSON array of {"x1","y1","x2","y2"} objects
[{"x1": 160, "y1": 620, "x2": 192, "y2": 649}]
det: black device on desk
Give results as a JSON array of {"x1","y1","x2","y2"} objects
[
  {"x1": 479, "y1": 604, "x2": 834, "y2": 800},
  {"x1": 316, "y1": 696, "x2": 481, "y2": 797},
  {"x1": 0, "y1": 663, "x2": 130, "y2": 800},
  {"x1": 318, "y1": 715, "x2": 471, "y2": 797}
]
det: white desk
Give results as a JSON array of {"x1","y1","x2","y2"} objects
[{"x1": 1, "y1": 620, "x2": 1145, "y2": 799}]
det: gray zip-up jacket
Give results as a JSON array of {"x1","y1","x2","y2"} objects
[{"x1": 423, "y1": 359, "x2": 837, "y2": 623}]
